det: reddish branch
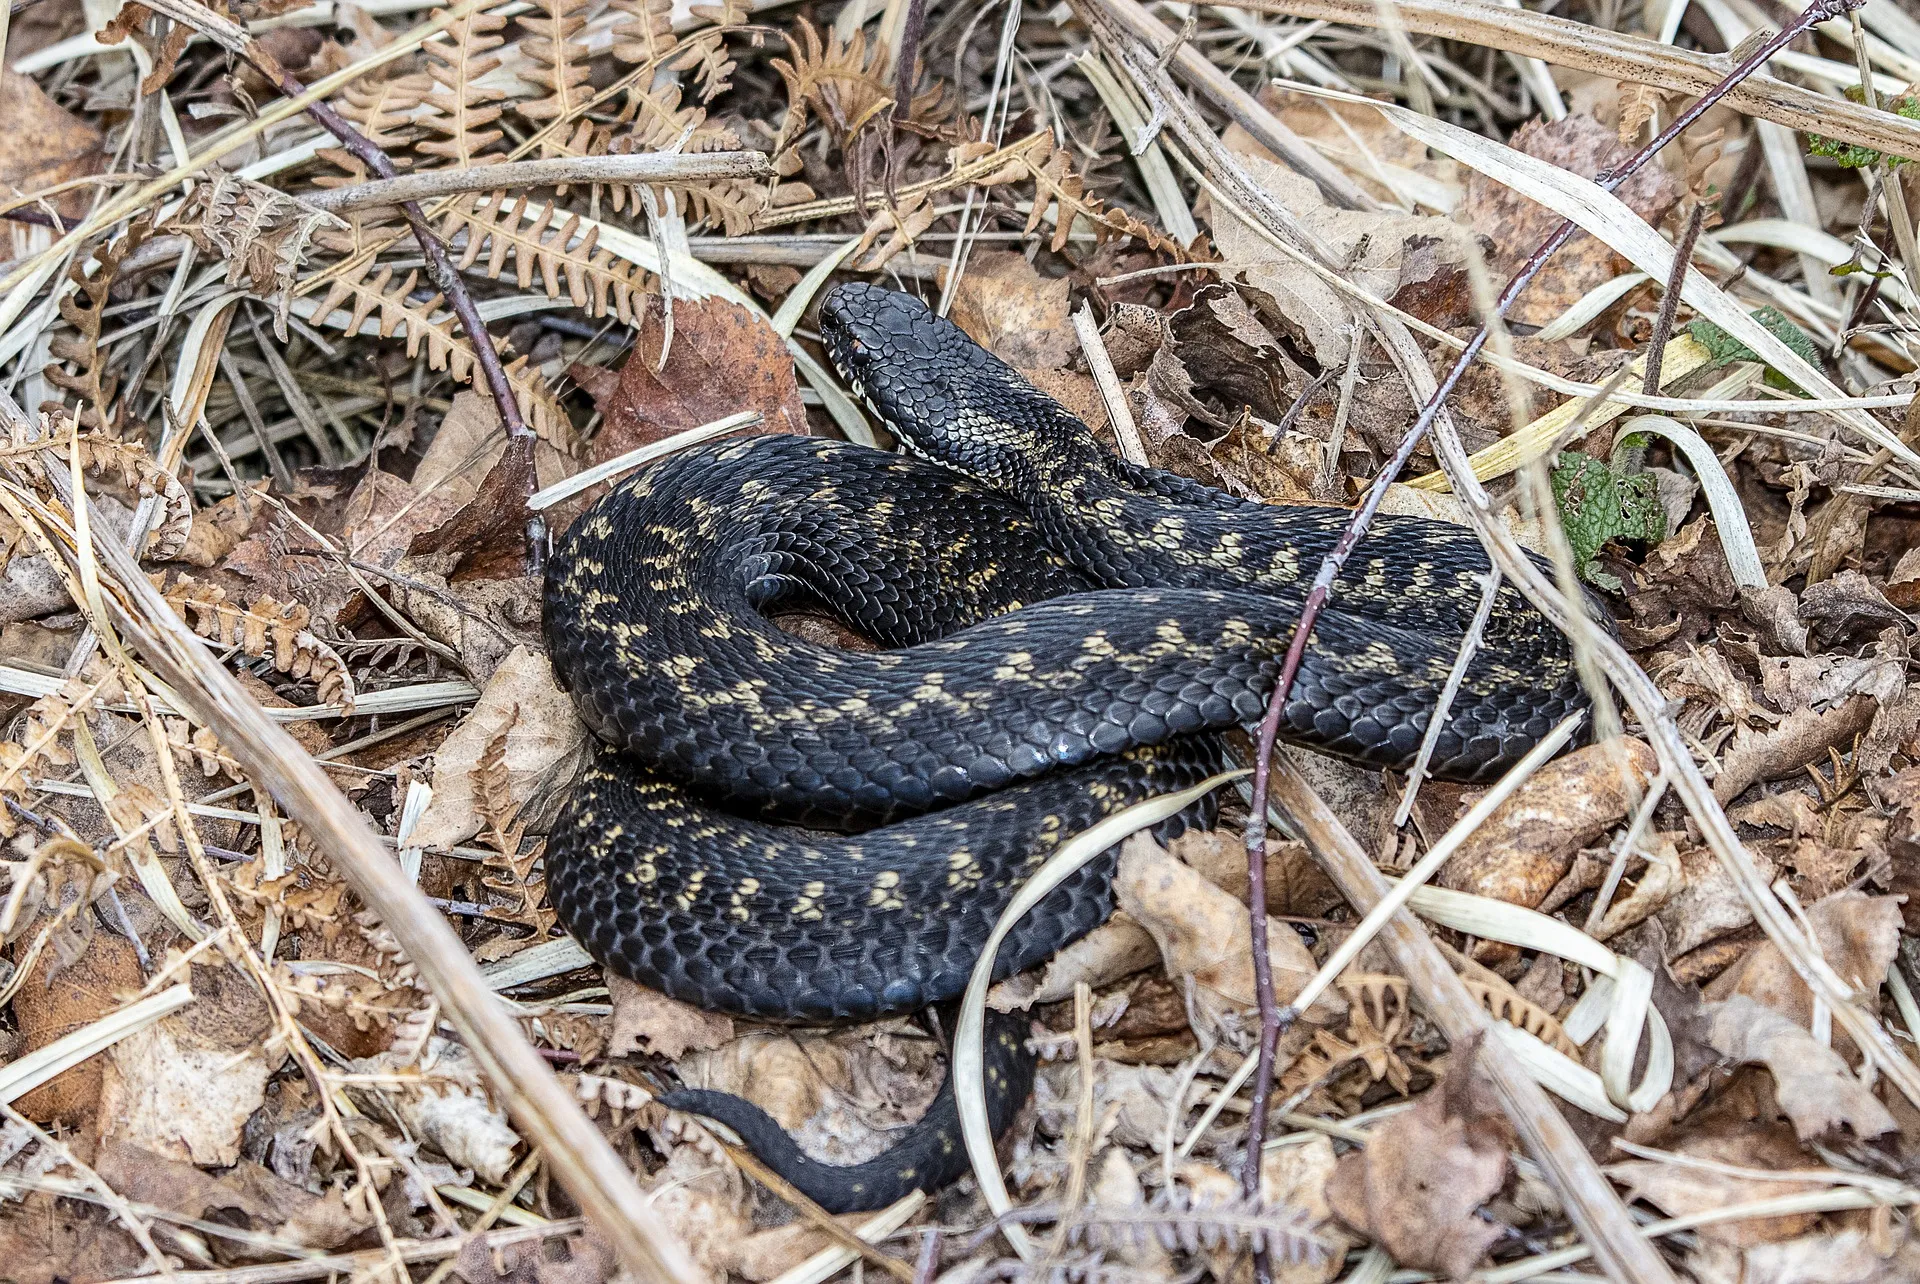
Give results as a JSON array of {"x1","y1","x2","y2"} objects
[{"x1": 1235, "y1": 0, "x2": 1869, "y2": 1249}]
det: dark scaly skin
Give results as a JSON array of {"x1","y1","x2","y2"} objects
[{"x1": 541, "y1": 285, "x2": 1597, "y2": 1213}]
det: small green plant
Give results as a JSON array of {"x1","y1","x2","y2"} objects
[
  {"x1": 1686, "y1": 305, "x2": 1820, "y2": 390},
  {"x1": 1806, "y1": 88, "x2": 1920, "y2": 168},
  {"x1": 1550, "y1": 451, "x2": 1666, "y2": 591}
]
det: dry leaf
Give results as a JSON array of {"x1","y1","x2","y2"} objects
[
  {"x1": 1703, "y1": 891, "x2": 1902, "y2": 1037},
  {"x1": 946, "y1": 251, "x2": 1076, "y2": 374},
  {"x1": 1457, "y1": 113, "x2": 1681, "y2": 326},
  {"x1": 0, "y1": 70, "x2": 102, "y2": 226},
  {"x1": 454, "y1": 1225, "x2": 617, "y2": 1284},
  {"x1": 98, "y1": 963, "x2": 275, "y2": 1166},
  {"x1": 1112, "y1": 834, "x2": 1343, "y2": 1047},
  {"x1": 675, "y1": 1023, "x2": 944, "y2": 1168},
  {"x1": 607, "y1": 974, "x2": 735, "y2": 1061},
  {"x1": 1609, "y1": 1126, "x2": 1826, "y2": 1246},
  {"x1": 355, "y1": 1037, "x2": 521, "y2": 1182},
  {"x1": 413, "y1": 645, "x2": 588, "y2": 850},
  {"x1": 1697, "y1": 996, "x2": 1896, "y2": 1141},
  {"x1": 1205, "y1": 153, "x2": 1477, "y2": 367},
  {"x1": 95, "y1": 1142, "x2": 374, "y2": 1260},
  {"x1": 12, "y1": 931, "x2": 141, "y2": 1127},
  {"x1": 1260, "y1": 1136, "x2": 1352, "y2": 1284},
  {"x1": 1437, "y1": 738, "x2": 1657, "y2": 911},
  {"x1": 1324, "y1": 1039, "x2": 1513, "y2": 1280},
  {"x1": 580, "y1": 295, "x2": 807, "y2": 481}
]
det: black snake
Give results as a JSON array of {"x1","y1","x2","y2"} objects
[{"x1": 541, "y1": 283, "x2": 1590, "y2": 1211}]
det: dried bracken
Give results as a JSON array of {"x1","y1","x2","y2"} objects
[
  {"x1": 1, "y1": 1, "x2": 1917, "y2": 1280},
  {"x1": 161, "y1": 574, "x2": 356, "y2": 709},
  {"x1": 164, "y1": 173, "x2": 345, "y2": 335},
  {"x1": 440, "y1": 193, "x2": 653, "y2": 325}
]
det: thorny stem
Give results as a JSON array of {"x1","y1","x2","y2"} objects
[
  {"x1": 1234, "y1": 0, "x2": 1866, "y2": 1242},
  {"x1": 134, "y1": 0, "x2": 547, "y2": 569}
]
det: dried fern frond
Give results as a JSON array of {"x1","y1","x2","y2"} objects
[
  {"x1": 1023, "y1": 135, "x2": 1197, "y2": 260},
  {"x1": 771, "y1": 19, "x2": 895, "y2": 154},
  {"x1": 331, "y1": 73, "x2": 433, "y2": 166},
  {"x1": 0, "y1": 672, "x2": 122, "y2": 839},
  {"x1": 1463, "y1": 978, "x2": 1582, "y2": 1057},
  {"x1": 609, "y1": 0, "x2": 677, "y2": 66},
  {"x1": 230, "y1": 860, "x2": 349, "y2": 936},
  {"x1": 672, "y1": 12, "x2": 741, "y2": 101},
  {"x1": 1064, "y1": 1190, "x2": 1330, "y2": 1263},
  {"x1": 439, "y1": 192, "x2": 652, "y2": 325},
  {"x1": 164, "y1": 717, "x2": 245, "y2": 779},
  {"x1": 42, "y1": 224, "x2": 151, "y2": 437},
  {"x1": 271, "y1": 959, "x2": 419, "y2": 1031},
  {"x1": 305, "y1": 257, "x2": 573, "y2": 447},
  {"x1": 571, "y1": 1071, "x2": 657, "y2": 1125},
  {"x1": 161, "y1": 573, "x2": 357, "y2": 710},
  {"x1": 8, "y1": 418, "x2": 193, "y2": 562},
  {"x1": 163, "y1": 172, "x2": 345, "y2": 338},
  {"x1": 516, "y1": 0, "x2": 596, "y2": 148},
  {"x1": 417, "y1": 7, "x2": 510, "y2": 167}
]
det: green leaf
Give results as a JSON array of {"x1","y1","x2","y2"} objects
[
  {"x1": 1549, "y1": 451, "x2": 1666, "y2": 592},
  {"x1": 1684, "y1": 306, "x2": 1820, "y2": 389},
  {"x1": 1806, "y1": 91, "x2": 1920, "y2": 169}
]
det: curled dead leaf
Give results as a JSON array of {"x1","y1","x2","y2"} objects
[
  {"x1": 1323, "y1": 1037, "x2": 1514, "y2": 1281},
  {"x1": 1437, "y1": 738, "x2": 1657, "y2": 912}
]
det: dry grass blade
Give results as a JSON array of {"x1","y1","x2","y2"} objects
[
  {"x1": 1265, "y1": 758, "x2": 1679, "y2": 1284},
  {"x1": 1221, "y1": 0, "x2": 1920, "y2": 161},
  {"x1": 0, "y1": 391, "x2": 704, "y2": 1284}
]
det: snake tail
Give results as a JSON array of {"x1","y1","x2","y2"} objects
[{"x1": 659, "y1": 1011, "x2": 1033, "y2": 1214}]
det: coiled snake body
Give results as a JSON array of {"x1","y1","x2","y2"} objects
[{"x1": 543, "y1": 284, "x2": 1590, "y2": 1211}]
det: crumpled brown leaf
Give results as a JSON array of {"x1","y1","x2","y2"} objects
[
  {"x1": 413, "y1": 644, "x2": 588, "y2": 850},
  {"x1": 607, "y1": 973, "x2": 735, "y2": 1062},
  {"x1": 1703, "y1": 891, "x2": 1902, "y2": 1037},
  {"x1": 454, "y1": 1225, "x2": 617, "y2": 1284},
  {"x1": 352, "y1": 1037, "x2": 521, "y2": 1183},
  {"x1": 1608, "y1": 1125, "x2": 1828, "y2": 1246},
  {"x1": 1459, "y1": 113, "x2": 1681, "y2": 326},
  {"x1": 95, "y1": 1142, "x2": 374, "y2": 1262},
  {"x1": 576, "y1": 294, "x2": 807, "y2": 483},
  {"x1": 1204, "y1": 152, "x2": 1478, "y2": 369},
  {"x1": 0, "y1": 69, "x2": 103, "y2": 227},
  {"x1": 1324, "y1": 1038, "x2": 1514, "y2": 1280},
  {"x1": 1437, "y1": 738, "x2": 1657, "y2": 914},
  {"x1": 674, "y1": 1021, "x2": 944, "y2": 1169},
  {"x1": 1112, "y1": 834, "x2": 1344, "y2": 1047},
  {"x1": 98, "y1": 961, "x2": 275, "y2": 1166},
  {"x1": 1697, "y1": 995, "x2": 1896, "y2": 1141}
]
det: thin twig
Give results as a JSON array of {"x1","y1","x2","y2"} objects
[
  {"x1": 1642, "y1": 202, "x2": 1709, "y2": 395},
  {"x1": 1234, "y1": 0, "x2": 1859, "y2": 1229},
  {"x1": 305, "y1": 151, "x2": 774, "y2": 212},
  {"x1": 139, "y1": 0, "x2": 548, "y2": 567}
]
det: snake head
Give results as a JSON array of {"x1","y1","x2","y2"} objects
[{"x1": 820, "y1": 282, "x2": 1059, "y2": 494}]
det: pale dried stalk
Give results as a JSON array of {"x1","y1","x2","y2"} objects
[
  {"x1": 1095, "y1": 0, "x2": 1380, "y2": 210},
  {"x1": 99, "y1": 1220, "x2": 590, "y2": 1284},
  {"x1": 1074, "y1": 9, "x2": 1678, "y2": 1278},
  {"x1": 0, "y1": 395, "x2": 700, "y2": 1284},
  {"x1": 1219, "y1": 0, "x2": 1920, "y2": 162},
  {"x1": 307, "y1": 152, "x2": 775, "y2": 212},
  {"x1": 1266, "y1": 757, "x2": 1679, "y2": 1284}
]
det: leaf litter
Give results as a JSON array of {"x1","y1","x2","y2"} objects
[{"x1": 0, "y1": 0, "x2": 1918, "y2": 1281}]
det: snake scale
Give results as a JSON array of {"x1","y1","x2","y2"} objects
[{"x1": 542, "y1": 283, "x2": 1592, "y2": 1212}]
